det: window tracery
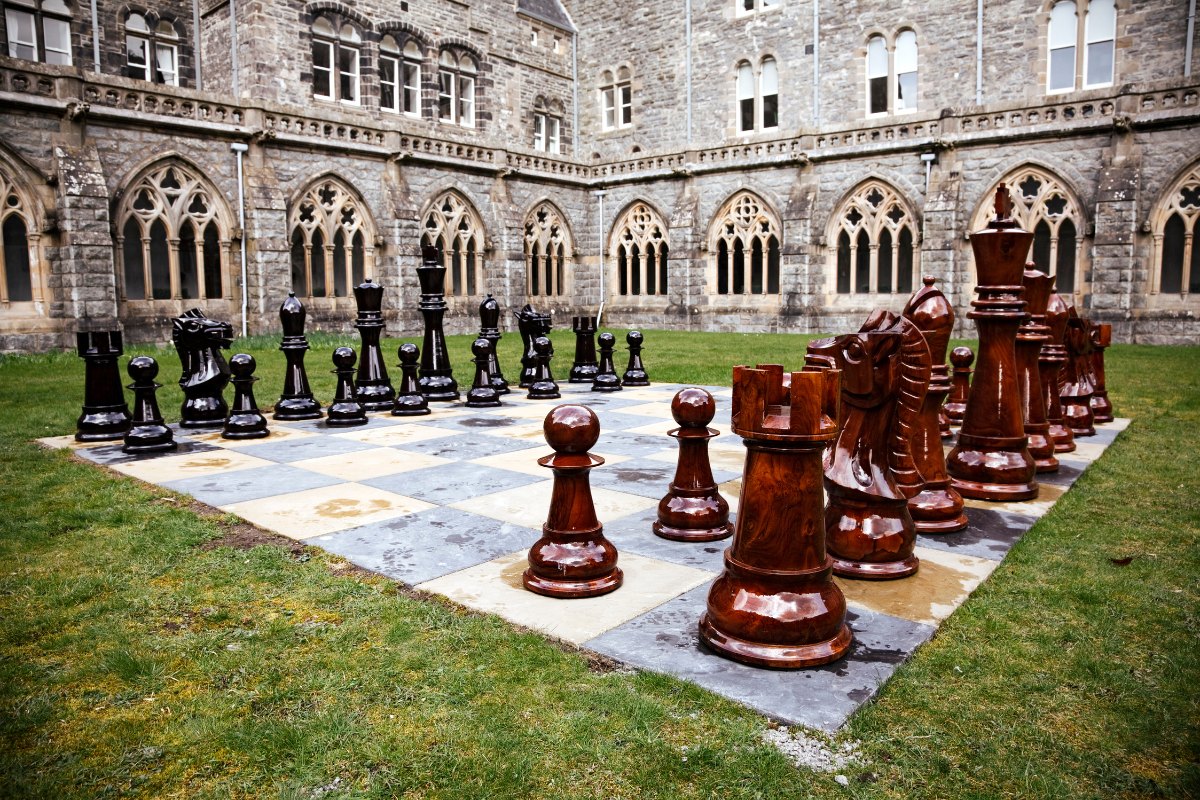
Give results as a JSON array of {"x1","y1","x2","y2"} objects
[
  {"x1": 421, "y1": 191, "x2": 484, "y2": 297},
  {"x1": 711, "y1": 191, "x2": 780, "y2": 295},
  {"x1": 1150, "y1": 163, "x2": 1200, "y2": 297},
  {"x1": 288, "y1": 178, "x2": 374, "y2": 299},
  {"x1": 612, "y1": 202, "x2": 668, "y2": 297},
  {"x1": 830, "y1": 181, "x2": 918, "y2": 295},
  {"x1": 0, "y1": 167, "x2": 40, "y2": 304},
  {"x1": 524, "y1": 201, "x2": 571, "y2": 298}
]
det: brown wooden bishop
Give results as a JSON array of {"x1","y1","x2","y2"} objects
[
  {"x1": 807, "y1": 310, "x2": 930, "y2": 578},
  {"x1": 699, "y1": 365, "x2": 851, "y2": 669},
  {"x1": 1089, "y1": 322, "x2": 1115, "y2": 423},
  {"x1": 946, "y1": 185, "x2": 1039, "y2": 501},
  {"x1": 523, "y1": 405, "x2": 622, "y2": 598},
  {"x1": 1042, "y1": 290, "x2": 1076, "y2": 452},
  {"x1": 653, "y1": 388, "x2": 733, "y2": 543},
  {"x1": 1017, "y1": 267, "x2": 1059, "y2": 472},
  {"x1": 902, "y1": 277, "x2": 968, "y2": 533}
]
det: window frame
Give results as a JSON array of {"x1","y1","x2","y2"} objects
[
  {"x1": 3, "y1": 0, "x2": 72, "y2": 66},
  {"x1": 124, "y1": 13, "x2": 179, "y2": 86},
  {"x1": 437, "y1": 49, "x2": 477, "y2": 127},
  {"x1": 735, "y1": 0, "x2": 781, "y2": 18},
  {"x1": 866, "y1": 31, "x2": 917, "y2": 117},
  {"x1": 599, "y1": 67, "x2": 633, "y2": 131},
  {"x1": 310, "y1": 15, "x2": 361, "y2": 105}
]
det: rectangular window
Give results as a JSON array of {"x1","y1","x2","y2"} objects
[
  {"x1": 619, "y1": 84, "x2": 632, "y2": 126},
  {"x1": 155, "y1": 43, "x2": 177, "y2": 86},
  {"x1": 43, "y1": 15, "x2": 71, "y2": 65},
  {"x1": 458, "y1": 74, "x2": 474, "y2": 126},
  {"x1": 402, "y1": 60, "x2": 420, "y2": 115},
  {"x1": 339, "y1": 45, "x2": 359, "y2": 104},
  {"x1": 1048, "y1": 46, "x2": 1075, "y2": 92},
  {"x1": 438, "y1": 70, "x2": 454, "y2": 121},
  {"x1": 760, "y1": 59, "x2": 779, "y2": 129},
  {"x1": 895, "y1": 71, "x2": 916, "y2": 110},
  {"x1": 4, "y1": 8, "x2": 36, "y2": 60},
  {"x1": 126, "y1": 34, "x2": 149, "y2": 81},
  {"x1": 380, "y1": 54, "x2": 398, "y2": 112},
  {"x1": 547, "y1": 116, "x2": 560, "y2": 154},
  {"x1": 761, "y1": 93, "x2": 778, "y2": 129},
  {"x1": 867, "y1": 37, "x2": 888, "y2": 114},
  {"x1": 1084, "y1": 0, "x2": 1115, "y2": 88},
  {"x1": 533, "y1": 113, "x2": 545, "y2": 150},
  {"x1": 312, "y1": 40, "x2": 332, "y2": 98},
  {"x1": 1085, "y1": 38, "x2": 1113, "y2": 87},
  {"x1": 601, "y1": 86, "x2": 615, "y2": 130}
]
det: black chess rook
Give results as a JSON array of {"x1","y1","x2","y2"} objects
[
  {"x1": 75, "y1": 329, "x2": 133, "y2": 442},
  {"x1": 353, "y1": 278, "x2": 397, "y2": 410},
  {"x1": 569, "y1": 315, "x2": 599, "y2": 383}
]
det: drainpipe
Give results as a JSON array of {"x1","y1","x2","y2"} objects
[
  {"x1": 231, "y1": 142, "x2": 249, "y2": 337},
  {"x1": 975, "y1": 0, "x2": 984, "y2": 104},
  {"x1": 192, "y1": 0, "x2": 202, "y2": 89},
  {"x1": 812, "y1": 0, "x2": 820, "y2": 126},
  {"x1": 572, "y1": 31, "x2": 579, "y2": 155},
  {"x1": 1187, "y1": 0, "x2": 1196, "y2": 77},
  {"x1": 594, "y1": 189, "x2": 606, "y2": 326},
  {"x1": 685, "y1": 0, "x2": 692, "y2": 145},
  {"x1": 230, "y1": 0, "x2": 240, "y2": 97},
  {"x1": 89, "y1": 0, "x2": 99, "y2": 72}
]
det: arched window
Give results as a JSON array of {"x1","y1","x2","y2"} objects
[
  {"x1": 4, "y1": 0, "x2": 71, "y2": 65},
  {"x1": 312, "y1": 15, "x2": 360, "y2": 104},
  {"x1": 125, "y1": 13, "x2": 178, "y2": 85},
  {"x1": 711, "y1": 191, "x2": 781, "y2": 295},
  {"x1": 0, "y1": 168, "x2": 40, "y2": 304},
  {"x1": 380, "y1": 35, "x2": 422, "y2": 116},
  {"x1": 894, "y1": 31, "x2": 917, "y2": 112},
  {"x1": 421, "y1": 191, "x2": 484, "y2": 297},
  {"x1": 830, "y1": 181, "x2": 918, "y2": 295},
  {"x1": 971, "y1": 167, "x2": 1087, "y2": 296},
  {"x1": 867, "y1": 35, "x2": 888, "y2": 115},
  {"x1": 1151, "y1": 164, "x2": 1200, "y2": 297},
  {"x1": 1083, "y1": 0, "x2": 1115, "y2": 88},
  {"x1": 524, "y1": 202, "x2": 572, "y2": 298},
  {"x1": 736, "y1": 57, "x2": 779, "y2": 133},
  {"x1": 1048, "y1": 1, "x2": 1115, "y2": 93},
  {"x1": 1047, "y1": 2, "x2": 1078, "y2": 92},
  {"x1": 289, "y1": 178, "x2": 374, "y2": 299},
  {"x1": 533, "y1": 96, "x2": 563, "y2": 154},
  {"x1": 612, "y1": 202, "x2": 669, "y2": 297},
  {"x1": 600, "y1": 66, "x2": 632, "y2": 131},
  {"x1": 116, "y1": 162, "x2": 232, "y2": 302},
  {"x1": 867, "y1": 31, "x2": 917, "y2": 115},
  {"x1": 438, "y1": 49, "x2": 476, "y2": 126}
]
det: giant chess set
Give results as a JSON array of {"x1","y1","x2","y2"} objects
[{"x1": 44, "y1": 190, "x2": 1128, "y2": 731}]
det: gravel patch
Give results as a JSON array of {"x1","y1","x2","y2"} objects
[{"x1": 763, "y1": 726, "x2": 864, "y2": 774}]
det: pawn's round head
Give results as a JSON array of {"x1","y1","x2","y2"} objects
[
  {"x1": 333, "y1": 346, "x2": 357, "y2": 368},
  {"x1": 671, "y1": 387, "x2": 715, "y2": 427},
  {"x1": 950, "y1": 346, "x2": 975, "y2": 367},
  {"x1": 598, "y1": 331, "x2": 616, "y2": 349},
  {"x1": 543, "y1": 404, "x2": 600, "y2": 453},
  {"x1": 471, "y1": 337, "x2": 491, "y2": 358},
  {"x1": 533, "y1": 335, "x2": 552, "y2": 356},
  {"x1": 128, "y1": 355, "x2": 158, "y2": 382},
  {"x1": 230, "y1": 353, "x2": 256, "y2": 378},
  {"x1": 398, "y1": 342, "x2": 419, "y2": 364},
  {"x1": 627, "y1": 330, "x2": 643, "y2": 347}
]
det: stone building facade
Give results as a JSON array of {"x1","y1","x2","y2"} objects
[{"x1": 0, "y1": 0, "x2": 1197, "y2": 351}]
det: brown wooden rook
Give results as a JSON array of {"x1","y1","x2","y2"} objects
[
  {"x1": 807, "y1": 310, "x2": 930, "y2": 578},
  {"x1": 465, "y1": 338, "x2": 503, "y2": 408},
  {"x1": 944, "y1": 346, "x2": 974, "y2": 425},
  {"x1": 123, "y1": 356, "x2": 177, "y2": 454},
  {"x1": 903, "y1": 277, "x2": 968, "y2": 533},
  {"x1": 76, "y1": 330, "x2": 133, "y2": 441},
  {"x1": 946, "y1": 185, "x2": 1039, "y2": 501},
  {"x1": 223, "y1": 353, "x2": 270, "y2": 439},
  {"x1": 622, "y1": 330, "x2": 650, "y2": 386},
  {"x1": 327, "y1": 346, "x2": 368, "y2": 427},
  {"x1": 523, "y1": 405, "x2": 622, "y2": 598},
  {"x1": 392, "y1": 343, "x2": 431, "y2": 416},
  {"x1": 699, "y1": 365, "x2": 851, "y2": 669},
  {"x1": 653, "y1": 387, "x2": 733, "y2": 543},
  {"x1": 1017, "y1": 267, "x2": 1059, "y2": 472},
  {"x1": 1089, "y1": 321, "x2": 1114, "y2": 423}
]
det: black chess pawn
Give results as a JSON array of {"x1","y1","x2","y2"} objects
[
  {"x1": 527, "y1": 336, "x2": 561, "y2": 399},
  {"x1": 592, "y1": 332, "x2": 622, "y2": 392},
  {"x1": 76, "y1": 330, "x2": 133, "y2": 441},
  {"x1": 327, "y1": 346, "x2": 368, "y2": 427},
  {"x1": 392, "y1": 343, "x2": 431, "y2": 416},
  {"x1": 622, "y1": 330, "x2": 650, "y2": 386},
  {"x1": 569, "y1": 316, "x2": 600, "y2": 383},
  {"x1": 479, "y1": 294, "x2": 510, "y2": 395},
  {"x1": 123, "y1": 356, "x2": 177, "y2": 454},
  {"x1": 223, "y1": 353, "x2": 270, "y2": 439},
  {"x1": 466, "y1": 338, "x2": 503, "y2": 408},
  {"x1": 275, "y1": 291, "x2": 322, "y2": 420}
]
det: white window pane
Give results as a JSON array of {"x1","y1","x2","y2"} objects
[
  {"x1": 762, "y1": 92, "x2": 778, "y2": 128},
  {"x1": 548, "y1": 117, "x2": 560, "y2": 153},
  {"x1": 312, "y1": 17, "x2": 334, "y2": 37},
  {"x1": 458, "y1": 75, "x2": 474, "y2": 125},
  {"x1": 620, "y1": 85, "x2": 632, "y2": 125},
  {"x1": 602, "y1": 87, "x2": 615, "y2": 129},
  {"x1": 736, "y1": 63, "x2": 754, "y2": 99},
  {"x1": 127, "y1": 34, "x2": 148, "y2": 78},
  {"x1": 44, "y1": 17, "x2": 72, "y2": 65},
  {"x1": 1086, "y1": 40, "x2": 1113, "y2": 86},
  {"x1": 1049, "y1": 46, "x2": 1074, "y2": 91},
  {"x1": 339, "y1": 45, "x2": 359, "y2": 103},
  {"x1": 867, "y1": 36, "x2": 887, "y2": 77},
  {"x1": 313, "y1": 42, "x2": 331, "y2": 97},
  {"x1": 895, "y1": 31, "x2": 917, "y2": 73},
  {"x1": 155, "y1": 44, "x2": 177, "y2": 85},
  {"x1": 403, "y1": 61, "x2": 420, "y2": 114},
  {"x1": 43, "y1": 0, "x2": 70, "y2": 14},
  {"x1": 127, "y1": 13, "x2": 149, "y2": 32},
  {"x1": 439, "y1": 70, "x2": 453, "y2": 120},
  {"x1": 1085, "y1": 0, "x2": 1115, "y2": 41},
  {"x1": 760, "y1": 58, "x2": 778, "y2": 94},
  {"x1": 1049, "y1": 2, "x2": 1077, "y2": 48},
  {"x1": 380, "y1": 55, "x2": 397, "y2": 111},
  {"x1": 896, "y1": 71, "x2": 917, "y2": 110},
  {"x1": 533, "y1": 113, "x2": 545, "y2": 149},
  {"x1": 6, "y1": 9, "x2": 36, "y2": 60}
]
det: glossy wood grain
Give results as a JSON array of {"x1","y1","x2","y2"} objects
[
  {"x1": 944, "y1": 346, "x2": 974, "y2": 425},
  {"x1": 1089, "y1": 321, "x2": 1115, "y2": 423},
  {"x1": 1017, "y1": 268, "x2": 1059, "y2": 472},
  {"x1": 654, "y1": 387, "x2": 733, "y2": 542},
  {"x1": 1042, "y1": 291, "x2": 1076, "y2": 452},
  {"x1": 1059, "y1": 306, "x2": 1096, "y2": 437}
]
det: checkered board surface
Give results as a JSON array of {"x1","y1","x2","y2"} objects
[{"x1": 43, "y1": 382, "x2": 1130, "y2": 732}]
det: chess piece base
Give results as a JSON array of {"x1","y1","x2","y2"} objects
[
  {"x1": 180, "y1": 398, "x2": 228, "y2": 429},
  {"x1": 699, "y1": 614, "x2": 852, "y2": 670},
  {"x1": 528, "y1": 382, "x2": 561, "y2": 399},
  {"x1": 522, "y1": 567, "x2": 622, "y2": 599},
  {"x1": 1048, "y1": 421, "x2": 1076, "y2": 452},
  {"x1": 418, "y1": 375, "x2": 459, "y2": 402},
  {"x1": 357, "y1": 383, "x2": 397, "y2": 412},
  {"x1": 947, "y1": 435, "x2": 1039, "y2": 500},
  {"x1": 1026, "y1": 426, "x2": 1059, "y2": 473},
  {"x1": 569, "y1": 365, "x2": 599, "y2": 383},
  {"x1": 909, "y1": 488, "x2": 969, "y2": 534},
  {"x1": 326, "y1": 405, "x2": 369, "y2": 427},
  {"x1": 950, "y1": 477, "x2": 1039, "y2": 501},
  {"x1": 622, "y1": 371, "x2": 650, "y2": 387},
  {"x1": 466, "y1": 387, "x2": 502, "y2": 408},
  {"x1": 76, "y1": 406, "x2": 132, "y2": 441},
  {"x1": 223, "y1": 415, "x2": 270, "y2": 439},
  {"x1": 591, "y1": 376, "x2": 622, "y2": 392},
  {"x1": 653, "y1": 519, "x2": 733, "y2": 543},
  {"x1": 179, "y1": 417, "x2": 225, "y2": 430},
  {"x1": 832, "y1": 554, "x2": 920, "y2": 580},
  {"x1": 273, "y1": 397, "x2": 322, "y2": 420},
  {"x1": 1091, "y1": 393, "x2": 1114, "y2": 423},
  {"x1": 123, "y1": 427, "x2": 178, "y2": 454},
  {"x1": 913, "y1": 514, "x2": 970, "y2": 534},
  {"x1": 392, "y1": 399, "x2": 431, "y2": 416}
]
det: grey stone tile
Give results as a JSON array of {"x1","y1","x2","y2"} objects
[
  {"x1": 276, "y1": 411, "x2": 406, "y2": 433},
  {"x1": 162, "y1": 464, "x2": 341, "y2": 506},
  {"x1": 586, "y1": 584, "x2": 935, "y2": 732},
  {"x1": 604, "y1": 505, "x2": 731, "y2": 573},
  {"x1": 915, "y1": 506, "x2": 1038, "y2": 561},
  {"x1": 77, "y1": 438, "x2": 220, "y2": 466},
  {"x1": 592, "y1": 431, "x2": 677, "y2": 457},
  {"x1": 389, "y1": 432, "x2": 538, "y2": 460},
  {"x1": 362, "y1": 461, "x2": 543, "y2": 505},
  {"x1": 310, "y1": 505, "x2": 534, "y2": 585},
  {"x1": 234, "y1": 435, "x2": 379, "y2": 463}
]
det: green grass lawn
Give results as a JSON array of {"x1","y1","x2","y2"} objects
[{"x1": 1, "y1": 332, "x2": 1197, "y2": 799}]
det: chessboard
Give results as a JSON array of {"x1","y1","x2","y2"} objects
[{"x1": 40, "y1": 381, "x2": 1130, "y2": 732}]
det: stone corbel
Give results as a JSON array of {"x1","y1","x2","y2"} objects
[
  {"x1": 63, "y1": 101, "x2": 89, "y2": 122},
  {"x1": 1112, "y1": 115, "x2": 1134, "y2": 133},
  {"x1": 250, "y1": 129, "x2": 275, "y2": 142}
]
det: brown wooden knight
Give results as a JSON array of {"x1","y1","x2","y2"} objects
[{"x1": 1059, "y1": 306, "x2": 1096, "y2": 437}]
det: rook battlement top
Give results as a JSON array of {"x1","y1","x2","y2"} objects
[{"x1": 731, "y1": 365, "x2": 840, "y2": 443}]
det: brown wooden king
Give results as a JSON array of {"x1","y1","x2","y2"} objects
[
  {"x1": 946, "y1": 185, "x2": 1039, "y2": 501},
  {"x1": 699, "y1": 365, "x2": 851, "y2": 669},
  {"x1": 903, "y1": 277, "x2": 968, "y2": 533}
]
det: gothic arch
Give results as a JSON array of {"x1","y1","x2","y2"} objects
[
  {"x1": 1147, "y1": 159, "x2": 1200, "y2": 299},
  {"x1": 288, "y1": 173, "x2": 378, "y2": 299},
  {"x1": 826, "y1": 179, "x2": 920, "y2": 296},
  {"x1": 420, "y1": 189, "x2": 486, "y2": 297},
  {"x1": 707, "y1": 190, "x2": 782, "y2": 295},
  {"x1": 115, "y1": 157, "x2": 235, "y2": 303},
  {"x1": 969, "y1": 164, "x2": 1089, "y2": 297},
  {"x1": 0, "y1": 147, "x2": 49, "y2": 308},
  {"x1": 608, "y1": 200, "x2": 670, "y2": 297},
  {"x1": 818, "y1": 168, "x2": 924, "y2": 236},
  {"x1": 523, "y1": 199, "x2": 573, "y2": 299}
]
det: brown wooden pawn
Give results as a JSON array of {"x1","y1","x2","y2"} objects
[
  {"x1": 699, "y1": 365, "x2": 851, "y2": 669},
  {"x1": 465, "y1": 338, "x2": 502, "y2": 408},
  {"x1": 944, "y1": 346, "x2": 974, "y2": 425},
  {"x1": 902, "y1": 277, "x2": 968, "y2": 533},
  {"x1": 1042, "y1": 291, "x2": 1076, "y2": 452},
  {"x1": 653, "y1": 388, "x2": 733, "y2": 542},
  {"x1": 392, "y1": 343, "x2": 430, "y2": 416},
  {"x1": 1059, "y1": 307, "x2": 1096, "y2": 437},
  {"x1": 222, "y1": 353, "x2": 270, "y2": 439},
  {"x1": 1089, "y1": 322, "x2": 1115, "y2": 423},
  {"x1": 527, "y1": 336, "x2": 561, "y2": 399},
  {"x1": 123, "y1": 356, "x2": 177, "y2": 454},
  {"x1": 523, "y1": 405, "x2": 622, "y2": 598},
  {"x1": 1017, "y1": 267, "x2": 1059, "y2": 472}
]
